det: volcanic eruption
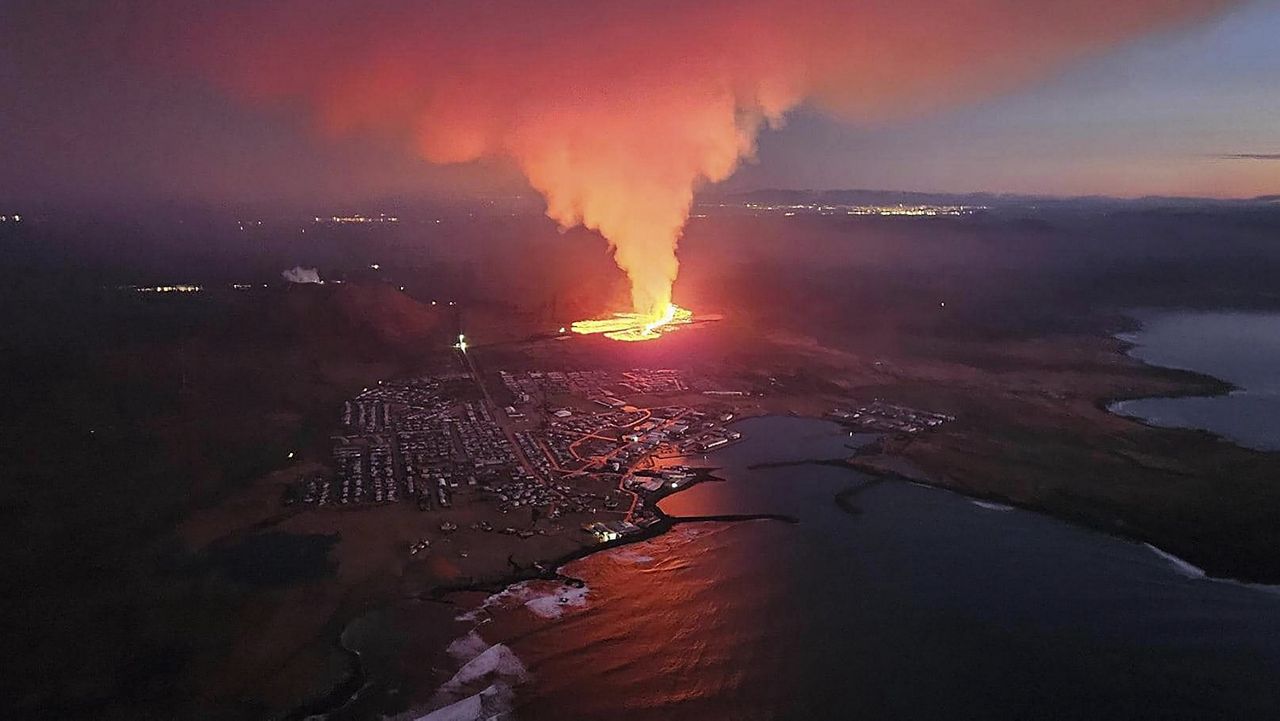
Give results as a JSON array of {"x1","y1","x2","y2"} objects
[{"x1": 116, "y1": 0, "x2": 1234, "y2": 340}]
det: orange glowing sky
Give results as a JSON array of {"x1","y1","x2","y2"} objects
[
  {"x1": 5, "y1": 2, "x2": 1274, "y2": 304},
  {"x1": 131, "y1": 0, "x2": 1236, "y2": 318},
  {"x1": 3, "y1": 1, "x2": 1273, "y2": 205}
]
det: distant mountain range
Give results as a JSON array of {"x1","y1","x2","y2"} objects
[{"x1": 705, "y1": 188, "x2": 1280, "y2": 209}]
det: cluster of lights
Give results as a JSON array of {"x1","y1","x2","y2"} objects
[
  {"x1": 131, "y1": 284, "x2": 203, "y2": 293},
  {"x1": 571, "y1": 303, "x2": 694, "y2": 342},
  {"x1": 0, "y1": 214, "x2": 22, "y2": 222},
  {"x1": 745, "y1": 203, "x2": 985, "y2": 217},
  {"x1": 314, "y1": 213, "x2": 400, "y2": 224}
]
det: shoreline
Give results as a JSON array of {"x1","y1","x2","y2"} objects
[
  {"x1": 295, "y1": 465, "x2": 796, "y2": 719},
  {"x1": 742, "y1": 437, "x2": 1280, "y2": 589},
  {"x1": 421, "y1": 468, "x2": 797, "y2": 599},
  {"x1": 837, "y1": 454, "x2": 1280, "y2": 587},
  {"x1": 294, "y1": 329, "x2": 1280, "y2": 719},
  {"x1": 1093, "y1": 314, "x2": 1259, "y2": 447}
]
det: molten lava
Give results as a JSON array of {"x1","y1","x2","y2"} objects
[{"x1": 571, "y1": 303, "x2": 694, "y2": 342}]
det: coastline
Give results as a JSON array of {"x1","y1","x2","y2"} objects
[
  {"x1": 292, "y1": 319, "x2": 1280, "y2": 718},
  {"x1": 820, "y1": 319, "x2": 1280, "y2": 586},
  {"x1": 293, "y1": 464, "x2": 798, "y2": 720},
  {"x1": 838, "y1": 453, "x2": 1280, "y2": 587},
  {"x1": 1093, "y1": 314, "x2": 1238, "y2": 433},
  {"x1": 421, "y1": 467, "x2": 794, "y2": 600},
  {"x1": 741, "y1": 438, "x2": 1280, "y2": 591},
  {"x1": 405, "y1": 406, "x2": 1280, "y2": 720}
]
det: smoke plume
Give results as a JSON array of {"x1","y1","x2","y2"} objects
[
  {"x1": 137, "y1": 0, "x2": 1231, "y2": 317},
  {"x1": 282, "y1": 266, "x2": 323, "y2": 284}
]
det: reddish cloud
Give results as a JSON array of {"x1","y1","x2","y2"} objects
[{"x1": 122, "y1": 0, "x2": 1234, "y2": 315}]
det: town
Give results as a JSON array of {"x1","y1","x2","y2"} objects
[
  {"x1": 826, "y1": 401, "x2": 955, "y2": 434},
  {"x1": 293, "y1": 366, "x2": 747, "y2": 545}
]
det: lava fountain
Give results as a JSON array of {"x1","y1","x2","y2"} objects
[
  {"x1": 122, "y1": 1, "x2": 1236, "y2": 347},
  {"x1": 571, "y1": 303, "x2": 694, "y2": 342}
]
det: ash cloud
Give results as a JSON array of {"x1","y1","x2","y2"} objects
[{"x1": 122, "y1": 0, "x2": 1236, "y2": 316}]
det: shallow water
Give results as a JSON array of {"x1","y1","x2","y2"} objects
[
  {"x1": 1110, "y1": 310, "x2": 1280, "y2": 451},
  {"x1": 461, "y1": 416, "x2": 1280, "y2": 720}
]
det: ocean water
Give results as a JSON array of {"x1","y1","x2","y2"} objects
[
  {"x1": 430, "y1": 417, "x2": 1280, "y2": 721},
  {"x1": 1110, "y1": 310, "x2": 1280, "y2": 451}
]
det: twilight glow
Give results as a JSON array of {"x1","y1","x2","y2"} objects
[{"x1": 95, "y1": 0, "x2": 1239, "y2": 325}]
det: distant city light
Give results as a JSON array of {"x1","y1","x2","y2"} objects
[
  {"x1": 127, "y1": 284, "x2": 203, "y2": 293},
  {"x1": 743, "y1": 202, "x2": 986, "y2": 217},
  {"x1": 315, "y1": 213, "x2": 399, "y2": 224},
  {"x1": 454, "y1": 334, "x2": 468, "y2": 352},
  {"x1": 369, "y1": 263, "x2": 381, "y2": 270}
]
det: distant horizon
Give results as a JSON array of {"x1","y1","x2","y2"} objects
[{"x1": 6, "y1": 186, "x2": 1277, "y2": 219}]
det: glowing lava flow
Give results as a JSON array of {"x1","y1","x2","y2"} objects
[{"x1": 571, "y1": 304, "x2": 693, "y2": 342}]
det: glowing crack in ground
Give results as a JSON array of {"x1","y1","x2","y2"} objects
[{"x1": 570, "y1": 304, "x2": 694, "y2": 342}]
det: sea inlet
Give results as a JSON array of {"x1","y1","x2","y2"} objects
[{"x1": 448, "y1": 415, "x2": 1280, "y2": 721}]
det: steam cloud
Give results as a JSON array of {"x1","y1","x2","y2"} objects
[
  {"x1": 282, "y1": 266, "x2": 323, "y2": 284},
  {"x1": 140, "y1": 0, "x2": 1231, "y2": 317}
]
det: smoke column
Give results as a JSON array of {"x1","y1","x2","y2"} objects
[{"x1": 127, "y1": 0, "x2": 1232, "y2": 319}]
